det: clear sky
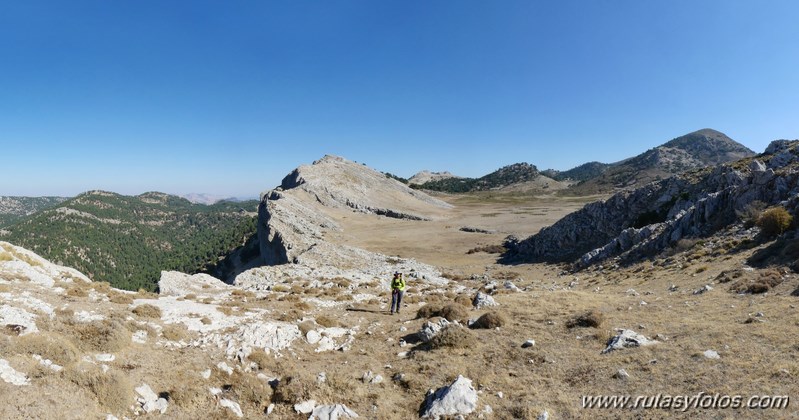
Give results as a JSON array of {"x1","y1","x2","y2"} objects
[{"x1": 2, "y1": 1, "x2": 798, "y2": 197}]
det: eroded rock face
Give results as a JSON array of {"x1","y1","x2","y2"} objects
[
  {"x1": 256, "y1": 156, "x2": 452, "y2": 268},
  {"x1": 504, "y1": 140, "x2": 799, "y2": 268},
  {"x1": 158, "y1": 271, "x2": 231, "y2": 297}
]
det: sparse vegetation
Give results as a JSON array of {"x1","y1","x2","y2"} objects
[
  {"x1": 416, "y1": 304, "x2": 468, "y2": 322},
  {"x1": 470, "y1": 311, "x2": 506, "y2": 329},
  {"x1": 430, "y1": 325, "x2": 477, "y2": 349},
  {"x1": 758, "y1": 207, "x2": 793, "y2": 237},
  {"x1": 566, "y1": 310, "x2": 604, "y2": 328},
  {"x1": 132, "y1": 304, "x2": 163, "y2": 319}
]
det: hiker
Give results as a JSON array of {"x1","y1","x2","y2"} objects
[{"x1": 390, "y1": 271, "x2": 406, "y2": 315}]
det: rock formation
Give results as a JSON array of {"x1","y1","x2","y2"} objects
[
  {"x1": 236, "y1": 155, "x2": 452, "y2": 289},
  {"x1": 504, "y1": 140, "x2": 799, "y2": 268}
]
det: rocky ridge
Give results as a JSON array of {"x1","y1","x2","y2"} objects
[
  {"x1": 504, "y1": 139, "x2": 799, "y2": 268},
  {"x1": 408, "y1": 170, "x2": 461, "y2": 185},
  {"x1": 243, "y1": 155, "x2": 453, "y2": 289}
]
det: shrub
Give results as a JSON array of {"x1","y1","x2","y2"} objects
[
  {"x1": 430, "y1": 325, "x2": 477, "y2": 349},
  {"x1": 470, "y1": 311, "x2": 507, "y2": 329},
  {"x1": 11, "y1": 332, "x2": 80, "y2": 365},
  {"x1": 161, "y1": 324, "x2": 190, "y2": 342},
  {"x1": 70, "y1": 320, "x2": 130, "y2": 352},
  {"x1": 65, "y1": 363, "x2": 133, "y2": 413},
  {"x1": 132, "y1": 304, "x2": 162, "y2": 319},
  {"x1": 566, "y1": 310, "x2": 605, "y2": 329},
  {"x1": 272, "y1": 375, "x2": 312, "y2": 404},
  {"x1": 758, "y1": 207, "x2": 793, "y2": 237},
  {"x1": 108, "y1": 293, "x2": 134, "y2": 305},
  {"x1": 315, "y1": 315, "x2": 339, "y2": 328},
  {"x1": 416, "y1": 304, "x2": 467, "y2": 322}
]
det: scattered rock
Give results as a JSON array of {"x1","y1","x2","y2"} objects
[
  {"x1": 614, "y1": 369, "x2": 630, "y2": 380},
  {"x1": 418, "y1": 318, "x2": 451, "y2": 343},
  {"x1": 220, "y1": 399, "x2": 243, "y2": 418},
  {"x1": 295, "y1": 400, "x2": 317, "y2": 414},
  {"x1": 693, "y1": 285, "x2": 713, "y2": 295},
  {"x1": 136, "y1": 384, "x2": 168, "y2": 414},
  {"x1": 95, "y1": 354, "x2": 115, "y2": 362},
  {"x1": 310, "y1": 404, "x2": 359, "y2": 420},
  {"x1": 601, "y1": 330, "x2": 658, "y2": 354},
  {"x1": 537, "y1": 411, "x2": 550, "y2": 420},
  {"x1": 0, "y1": 359, "x2": 29, "y2": 386},
  {"x1": 521, "y1": 340, "x2": 535, "y2": 348},
  {"x1": 420, "y1": 375, "x2": 478, "y2": 419},
  {"x1": 703, "y1": 350, "x2": 721, "y2": 359},
  {"x1": 472, "y1": 292, "x2": 498, "y2": 309}
]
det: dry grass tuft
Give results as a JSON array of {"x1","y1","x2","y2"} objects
[
  {"x1": 730, "y1": 269, "x2": 784, "y2": 294},
  {"x1": 470, "y1": 311, "x2": 507, "y2": 329},
  {"x1": 161, "y1": 324, "x2": 190, "y2": 342},
  {"x1": 10, "y1": 332, "x2": 80, "y2": 365},
  {"x1": 315, "y1": 315, "x2": 340, "y2": 328},
  {"x1": 64, "y1": 363, "x2": 133, "y2": 413},
  {"x1": 430, "y1": 325, "x2": 477, "y2": 349},
  {"x1": 416, "y1": 304, "x2": 468, "y2": 322},
  {"x1": 247, "y1": 349, "x2": 272, "y2": 370},
  {"x1": 216, "y1": 306, "x2": 234, "y2": 316},
  {"x1": 132, "y1": 304, "x2": 162, "y2": 318},
  {"x1": 272, "y1": 375, "x2": 313, "y2": 405},
  {"x1": 108, "y1": 292, "x2": 134, "y2": 305},
  {"x1": 69, "y1": 319, "x2": 130, "y2": 353},
  {"x1": 566, "y1": 310, "x2": 605, "y2": 328}
]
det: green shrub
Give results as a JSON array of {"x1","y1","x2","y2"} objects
[{"x1": 758, "y1": 207, "x2": 793, "y2": 237}]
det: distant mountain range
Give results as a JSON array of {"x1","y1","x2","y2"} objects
[
  {"x1": 180, "y1": 193, "x2": 257, "y2": 205},
  {"x1": 0, "y1": 196, "x2": 69, "y2": 228},
  {"x1": 0, "y1": 190, "x2": 258, "y2": 291},
  {"x1": 411, "y1": 129, "x2": 755, "y2": 195}
]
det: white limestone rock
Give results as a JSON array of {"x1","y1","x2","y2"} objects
[
  {"x1": 472, "y1": 292, "x2": 498, "y2": 309},
  {"x1": 601, "y1": 329, "x2": 658, "y2": 354},
  {"x1": 0, "y1": 359, "x2": 29, "y2": 386},
  {"x1": 158, "y1": 270, "x2": 231, "y2": 297},
  {"x1": 418, "y1": 318, "x2": 451, "y2": 343},
  {"x1": 136, "y1": 383, "x2": 168, "y2": 414},
  {"x1": 310, "y1": 404, "x2": 359, "y2": 420},
  {"x1": 220, "y1": 399, "x2": 243, "y2": 418},
  {"x1": 294, "y1": 399, "x2": 316, "y2": 414},
  {"x1": 0, "y1": 304, "x2": 38, "y2": 335},
  {"x1": 420, "y1": 375, "x2": 478, "y2": 419}
]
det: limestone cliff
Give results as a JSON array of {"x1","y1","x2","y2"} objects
[{"x1": 503, "y1": 140, "x2": 799, "y2": 268}]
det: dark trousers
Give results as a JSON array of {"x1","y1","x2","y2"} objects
[{"x1": 391, "y1": 290, "x2": 404, "y2": 313}]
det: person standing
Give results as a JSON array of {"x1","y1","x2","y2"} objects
[{"x1": 390, "y1": 271, "x2": 406, "y2": 315}]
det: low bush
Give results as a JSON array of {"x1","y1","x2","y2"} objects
[
  {"x1": 132, "y1": 304, "x2": 162, "y2": 319},
  {"x1": 566, "y1": 310, "x2": 605, "y2": 329},
  {"x1": 470, "y1": 311, "x2": 507, "y2": 329},
  {"x1": 758, "y1": 207, "x2": 793, "y2": 237},
  {"x1": 430, "y1": 325, "x2": 477, "y2": 349}
]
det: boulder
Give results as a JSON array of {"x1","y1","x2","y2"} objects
[
  {"x1": 220, "y1": 399, "x2": 243, "y2": 418},
  {"x1": 310, "y1": 404, "x2": 359, "y2": 420},
  {"x1": 418, "y1": 318, "x2": 451, "y2": 343},
  {"x1": 420, "y1": 375, "x2": 478, "y2": 419},
  {"x1": 601, "y1": 330, "x2": 658, "y2": 354},
  {"x1": 472, "y1": 292, "x2": 498, "y2": 309},
  {"x1": 136, "y1": 384, "x2": 168, "y2": 414}
]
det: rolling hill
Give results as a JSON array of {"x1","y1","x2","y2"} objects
[{"x1": 0, "y1": 196, "x2": 69, "y2": 228}]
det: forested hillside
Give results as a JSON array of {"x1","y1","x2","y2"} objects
[
  {"x1": 1, "y1": 191, "x2": 258, "y2": 291},
  {"x1": 0, "y1": 196, "x2": 69, "y2": 227}
]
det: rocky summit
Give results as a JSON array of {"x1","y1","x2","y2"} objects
[{"x1": 234, "y1": 155, "x2": 453, "y2": 290}]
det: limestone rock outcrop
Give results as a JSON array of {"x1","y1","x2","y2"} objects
[{"x1": 504, "y1": 140, "x2": 799, "y2": 268}]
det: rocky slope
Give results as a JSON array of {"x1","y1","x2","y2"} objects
[
  {"x1": 0, "y1": 191, "x2": 258, "y2": 291},
  {"x1": 0, "y1": 196, "x2": 69, "y2": 228},
  {"x1": 564, "y1": 128, "x2": 755, "y2": 195},
  {"x1": 504, "y1": 139, "x2": 799, "y2": 268},
  {"x1": 236, "y1": 155, "x2": 453, "y2": 289}
]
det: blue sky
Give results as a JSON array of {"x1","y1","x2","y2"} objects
[{"x1": 1, "y1": 1, "x2": 798, "y2": 197}]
